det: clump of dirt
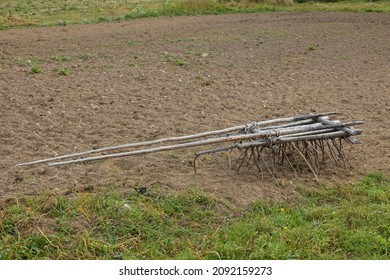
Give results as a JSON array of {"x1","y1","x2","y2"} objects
[{"x1": 1, "y1": 12, "x2": 389, "y2": 207}]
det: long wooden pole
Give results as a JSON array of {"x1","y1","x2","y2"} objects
[{"x1": 16, "y1": 112, "x2": 339, "y2": 167}]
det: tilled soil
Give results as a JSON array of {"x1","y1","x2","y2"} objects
[{"x1": 1, "y1": 12, "x2": 389, "y2": 206}]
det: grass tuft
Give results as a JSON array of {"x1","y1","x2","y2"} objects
[
  {"x1": 55, "y1": 67, "x2": 70, "y2": 76},
  {"x1": 50, "y1": 55, "x2": 72, "y2": 62},
  {"x1": 29, "y1": 65, "x2": 41, "y2": 74}
]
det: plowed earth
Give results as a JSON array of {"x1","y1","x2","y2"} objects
[{"x1": 1, "y1": 12, "x2": 389, "y2": 206}]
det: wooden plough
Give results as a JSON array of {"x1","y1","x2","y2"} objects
[{"x1": 17, "y1": 112, "x2": 363, "y2": 181}]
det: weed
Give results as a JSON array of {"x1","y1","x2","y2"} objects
[
  {"x1": 164, "y1": 54, "x2": 173, "y2": 62},
  {"x1": 15, "y1": 57, "x2": 41, "y2": 67},
  {"x1": 307, "y1": 45, "x2": 317, "y2": 51},
  {"x1": 187, "y1": 51, "x2": 200, "y2": 56},
  {"x1": 14, "y1": 58, "x2": 32, "y2": 66},
  {"x1": 202, "y1": 80, "x2": 213, "y2": 86},
  {"x1": 56, "y1": 67, "x2": 70, "y2": 76},
  {"x1": 164, "y1": 54, "x2": 188, "y2": 66},
  {"x1": 50, "y1": 55, "x2": 72, "y2": 62},
  {"x1": 195, "y1": 75, "x2": 213, "y2": 86},
  {"x1": 125, "y1": 61, "x2": 138, "y2": 68},
  {"x1": 173, "y1": 59, "x2": 187, "y2": 66},
  {"x1": 78, "y1": 53, "x2": 92, "y2": 61},
  {"x1": 29, "y1": 66, "x2": 41, "y2": 74},
  {"x1": 127, "y1": 40, "x2": 138, "y2": 46}
]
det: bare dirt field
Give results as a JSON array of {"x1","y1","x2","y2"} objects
[{"x1": 1, "y1": 12, "x2": 389, "y2": 206}]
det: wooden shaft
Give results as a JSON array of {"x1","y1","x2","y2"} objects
[
  {"x1": 260, "y1": 119, "x2": 314, "y2": 130},
  {"x1": 285, "y1": 128, "x2": 337, "y2": 137}
]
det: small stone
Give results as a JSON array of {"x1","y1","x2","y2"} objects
[{"x1": 121, "y1": 204, "x2": 131, "y2": 211}]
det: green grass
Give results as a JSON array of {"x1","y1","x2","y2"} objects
[
  {"x1": 0, "y1": 173, "x2": 389, "y2": 260},
  {"x1": 55, "y1": 67, "x2": 70, "y2": 76},
  {"x1": 0, "y1": 0, "x2": 389, "y2": 29},
  {"x1": 49, "y1": 55, "x2": 73, "y2": 62},
  {"x1": 29, "y1": 65, "x2": 41, "y2": 74},
  {"x1": 164, "y1": 54, "x2": 188, "y2": 66}
]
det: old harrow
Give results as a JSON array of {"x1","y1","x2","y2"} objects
[{"x1": 17, "y1": 112, "x2": 363, "y2": 180}]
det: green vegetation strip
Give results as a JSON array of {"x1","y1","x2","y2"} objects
[
  {"x1": 0, "y1": 173, "x2": 389, "y2": 259},
  {"x1": 1, "y1": 0, "x2": 390, "y2": 29}
]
